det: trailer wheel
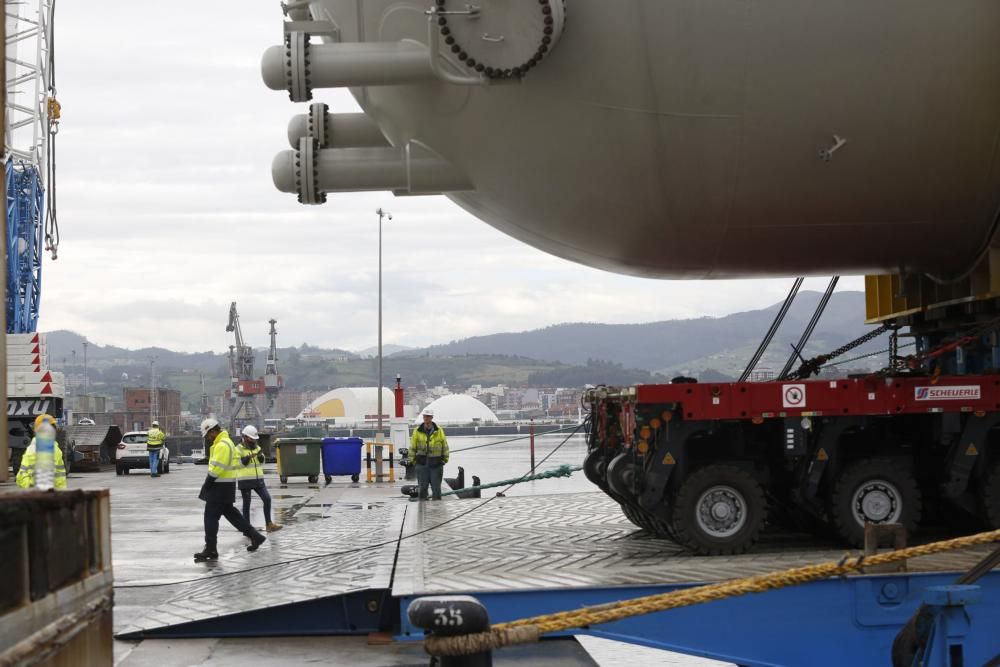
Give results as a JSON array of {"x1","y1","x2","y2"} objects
[
  {"x1": 830, "y1": 457, "x2": 921, "y2": 547},
  {"x1": 980, "y1": 461, "x2": 1000, "y2": 528},
  {"x1": 670, "y1": 464, "x2": 766, "y2": 555},
  {"x1": 620, "y1": 504, "x2": 652, "y2": 531}
]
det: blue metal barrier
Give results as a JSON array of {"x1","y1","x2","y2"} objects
[{"x1": 400, "y1": 572, "x2": 1000, "y2": 666}]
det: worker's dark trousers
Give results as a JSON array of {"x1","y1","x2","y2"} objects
[
  {"x1": 416, "y1": 463, "x2": 445, "y2": 500},
  {"x1": 204, "y1": 500, "x2": 259, "y2": 546}
]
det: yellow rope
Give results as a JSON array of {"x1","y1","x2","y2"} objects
[{"x1": 424, "y1": 527, "x2": 1000, "y2": 657}]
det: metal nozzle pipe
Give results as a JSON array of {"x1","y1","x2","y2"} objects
[
  {"x1": 272, "y1": 143, "x2": 472, "y2": 199},
  {"x1": 261, "y1": 41, "x2": 434, "y2": 92},
  {"x1": 288, "y1": 112, "x2": 390, "y2": 149}
]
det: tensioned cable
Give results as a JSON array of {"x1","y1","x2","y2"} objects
[
  {"x1": 739, "y1": 277, "x2": 803, "y2": 382},
  {"x1": 449, "y1": 424, "x2": 582, "y2": 453},
  {"x1": 113, "y1": 424, "x2": 584, "y2": 590},
  {"x1": 778, "y1": 276, "x2": 839, "y2": 380}
]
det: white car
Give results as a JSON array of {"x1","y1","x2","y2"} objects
[{"x1": 115, "y1": 431, "x2": 170, "y2": 476}]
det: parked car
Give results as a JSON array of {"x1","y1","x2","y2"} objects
[{"x1": 115, "y1": 431, "x2": 170, "y2": 476}]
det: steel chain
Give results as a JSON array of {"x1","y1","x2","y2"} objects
[{"x1": 785, "y1": 324, "x2": 891, "y2": 380}]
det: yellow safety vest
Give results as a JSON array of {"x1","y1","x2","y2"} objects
[
  {"x1": 237, "y1": 443, "x2": 266, "y2": 482},
  {"x1": 410, "y1": 423, "x2": 449, "y2": 463},
  {"x1": 207, "y1": 430, "x2": 240, "y2": 482},
  {"x1": 16, "y1": 438, "x2": 67, "y2": 489},
  {"x1": 146, "y1": 427, "x2": 166, "y2": 448}
]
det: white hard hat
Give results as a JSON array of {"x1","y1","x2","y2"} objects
[
  {"x1": 422, "y1": 409, "x2": 434, "y2": 417},
  {"x1": 152, "y1": 420, "x2": 160, "y2": 427},
  {"x1": 200, "y1": 418, "x2": 220, "y2": 437},
  {"x1": 241, "y1": 425, "x2": 260, "y2": 440}
]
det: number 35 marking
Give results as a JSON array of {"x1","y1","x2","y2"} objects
[{"x1": 433, "y1": 607, "x2": 464, "y2": 627}]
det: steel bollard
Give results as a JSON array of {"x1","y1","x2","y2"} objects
[{"x1": 408, "y1": 595, "x2": 492, "y2": 667}]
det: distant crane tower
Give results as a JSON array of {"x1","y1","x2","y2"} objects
[
  {"x1": 263, "y1": 318, "x2": 282, "y2": 421},
  {"x1": 225, "y1": 302, "x2": 262, "y2": 432}
]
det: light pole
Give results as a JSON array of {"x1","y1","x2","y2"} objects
[{"x1": 376, "y1": 207, "x2": 392, "y2": 438}]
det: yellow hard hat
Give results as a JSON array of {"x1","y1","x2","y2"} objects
[{"x1": 34, "y1": 414, "x2": 57, "y2": 430}]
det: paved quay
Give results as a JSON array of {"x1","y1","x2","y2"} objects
[
  {"x1": 59, "y1": 453, "x2": 994, "y2": 666},
  {"x1": 102, "y1": 462, "x2": 598, "y2": 665}
]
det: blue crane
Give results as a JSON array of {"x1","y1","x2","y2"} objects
[
  {"x1": 5, "y1": 162, "x2": 45, "y2": 333},
  {"x1": 5, "y1": 0, "x2": 58, "y2": 335}
]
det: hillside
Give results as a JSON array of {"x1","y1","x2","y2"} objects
[
  {"x1": 404, "y1": 291, "x2": 886, "y2": 377},
  {"x1": 42, "y1": 290, "x2": 890, "y2": 411}
]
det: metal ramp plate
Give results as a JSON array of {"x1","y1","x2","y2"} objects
[
  {"x1": 393, "y1": 492, "x2": 995, "y2": 596},
  {"x1": 116, "y1": 503, "x2": 405, "y2": 639}
]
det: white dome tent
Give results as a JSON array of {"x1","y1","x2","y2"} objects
[
  {"x1": 416, "y1": 394, "x2": 499, "y2": 425},
  {"x1": 297, "y1": 387, "x2": 395, "y2": 424}
]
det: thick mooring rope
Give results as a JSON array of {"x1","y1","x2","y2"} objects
[{"x1": 424, "y1": 528, "x2": 1000, "y2": 656}]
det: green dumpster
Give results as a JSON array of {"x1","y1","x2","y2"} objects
[{"x1": 274, "y1": 438, "x2": 323, "y2": 484}]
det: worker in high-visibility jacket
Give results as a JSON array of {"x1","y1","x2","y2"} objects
[
  {"x1": 16, "y1": 414, "x2": 67, "y2": 489},
  {"x1": 409, "y1": 409, "x2": 449, "y2": 500},
  {"x1": 146, "y1": 420, "x2": 166, "y2": 478},
  {"x1": 194, "y1": 418, "x2": 266, "y2": 562},
  {"x1": 236, "y1": 425, "x2": 282, "y2": 533}
]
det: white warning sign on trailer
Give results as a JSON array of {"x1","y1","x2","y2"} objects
[{"x1": 782, "y1": 384, "x2": 806, "y2": 408}]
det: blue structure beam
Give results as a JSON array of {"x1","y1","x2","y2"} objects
[
  {"x1": 115, "y1": 588, "x2": 397, "y2": 640},
  {"x1": 399, "y1": 572, "x2": 1000, "y2": 666}
]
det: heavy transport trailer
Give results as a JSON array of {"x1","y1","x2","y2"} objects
[
  {"x1": 6, "y1": 395, "x2": 66, "y2": 475},
  {"x1": 584, "y1": 373, "x2": 1000, "y2": 556}
]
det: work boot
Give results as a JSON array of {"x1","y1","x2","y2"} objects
[
  {"x1": 266, "y1": 522, "x2": 283, "y2": 533},
  {"x1": 247, "y1": 532, "x2": 267, "y2": 552},
  {"x1": 193, "y1": 545, "x2": 219, "y2": 562}
]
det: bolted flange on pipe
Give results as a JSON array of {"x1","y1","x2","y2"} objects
[
  {"x1": 272, "y1": 141, "x2": 472, "y2": 202},
  {"x1": 288, "y1": 105, "x2": 391, "y2": 150}
]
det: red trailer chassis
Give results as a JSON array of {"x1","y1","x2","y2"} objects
[{"x1": 584, "y1": 374, "x2": 1000, "y2": 555}]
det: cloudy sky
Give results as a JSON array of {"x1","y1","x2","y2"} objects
[{"x1": 37, "y1": 1, "x2": 863, "y2": 354}]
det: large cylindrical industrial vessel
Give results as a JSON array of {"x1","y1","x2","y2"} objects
[{"x1": 264, "y1": 0, "x2": 1000, "y2": 280}]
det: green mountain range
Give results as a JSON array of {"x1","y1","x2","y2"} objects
[{"x1": 44, "y1": 290, "x2": 889, "y2": 412}]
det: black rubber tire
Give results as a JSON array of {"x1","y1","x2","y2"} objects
[
  {"x1": 325, "y1": 475, "x2": 332, "y2": 484},
  {"x1": 621, "y1": 504, "x2": 652, "y2": 531},
  {"x1": 163, "y1": 461, "x2": 170, "y2": 474},
  {"x1": 670, "y1": 464, "x2": 767, "y2": 556},
  {"x1": 308, "y1": 475, "x2": 319, "y2": 484},
  {"x1": 280, "y1": 475, "x2": 288, "y2": 484},
  {"x1": 351, "y1": 473, "x2": 360, "y2": 483},
  {"x1": 123, "y1": 466, "x2": 130, "y2": 475},
  {"x1": 115, "y1": 464, "x2": 124, "y2": 476},
  {"x1": 829, "y1": 457, "x2": 922, "y2": 547},
  {"x1": 979, "y1": 460, "x2": 1000, "y2": 529}
]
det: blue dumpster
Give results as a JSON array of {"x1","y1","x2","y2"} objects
[{"x1": 321, "y1": 437, "x2": 363, "y2": 483}]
